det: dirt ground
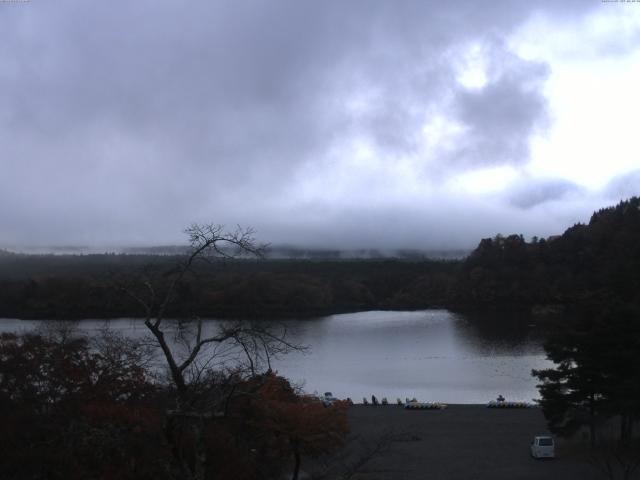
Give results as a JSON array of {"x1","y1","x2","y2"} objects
[{"x1": 306, "y1": 405, "x2": 608, "y2": 480}]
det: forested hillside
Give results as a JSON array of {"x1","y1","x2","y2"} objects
[
  {"x1": 450, "y1": 197, "x2": 640, "y2": 310},
  {"x1": 1, "y1": 197, "x2": 638, "y2": 320}
]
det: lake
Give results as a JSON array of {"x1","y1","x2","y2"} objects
[{"x1": 0, "y1": 309, "x2": 552, "y2": 404}]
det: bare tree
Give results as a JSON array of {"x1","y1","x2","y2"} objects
[
  {"x1": 117, "y1": 224, "x2": 303, "y2": 480},
  {"x1": 35, "y1": 319, "x2": 80, "y2": 346}
]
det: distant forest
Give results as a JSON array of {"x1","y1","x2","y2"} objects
[{"x1": 1, "y1": 197, "x2": 639, "y2": 320}]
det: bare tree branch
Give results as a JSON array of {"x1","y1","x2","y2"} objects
[{"x1": 113, "y1": 224, "x2": 300, "y2": 480}]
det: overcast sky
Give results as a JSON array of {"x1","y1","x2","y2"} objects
[{"x1": 1, "y1": 1, "x2": 639, "y2": 250}]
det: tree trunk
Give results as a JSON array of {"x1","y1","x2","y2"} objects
[
  {"x1": 291, "y1": 443, "x2": 301, "y2": 480},
  {"x1": 164, "y1": 415, "x2": 193, "y2": 480},
  {"x1": 620, "y1": 414, "x2": 633, "y2": 444},
  {"x1": 193, "y1": 421, "x2": 207, "y2": 480},
  {"x1": 145, "y1": 321, "x2": 187, "y2": 393},
  {"x1": 589, "y1": 395, "x2": 597, "y2": 448}
]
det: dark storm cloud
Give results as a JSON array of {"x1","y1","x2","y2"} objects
[{"x1": 0, "y1": 0, "x2": 600, "y2": 248}]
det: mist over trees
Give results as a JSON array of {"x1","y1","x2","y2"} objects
[{"x1": 1, "y1": 197, "x2": 639, "y2": 320}]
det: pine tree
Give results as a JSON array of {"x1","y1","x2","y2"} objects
[{"x1": 533, "y1": 302, "x2": 640, "y2": 445}]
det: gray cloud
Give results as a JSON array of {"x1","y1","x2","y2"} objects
[
  {"x1": 505, "y1": 177, "x2": 584, "y2": 209},
  {"x1": 0, "y1": 0, "x2": 607, "y2": 249},
  {"x1": 604, "y1": 169, "x2": 640, "y2": 200},
  {"x1": 450, "y1": 42, "x2": 550, "y2": 168}
]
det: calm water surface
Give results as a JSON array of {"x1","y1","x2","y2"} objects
[{"x1": 0, "y1": 310, "x2": 552, "y2": 404}]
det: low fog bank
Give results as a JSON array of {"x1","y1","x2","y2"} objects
[
  {"x1": 1, "y1": 244, "x2": 471, "y2": 261},
  {"x1": 0, "y1": 188, "x2": 614, "y2": 253}
]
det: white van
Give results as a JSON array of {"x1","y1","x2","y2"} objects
[{"x1": 530, "y1": 436, "x2": 555, "y2": 459}]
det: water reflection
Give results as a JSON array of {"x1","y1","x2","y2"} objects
[
  {"x1": 0, "y1": 310, "x2": 552, "y2": 404},
  {"x1": 271, "y1": 310, "x2": 551, "y2": 403},
  {"x1": 451, "y1": 311, "x2": 548, "y2": 356}
]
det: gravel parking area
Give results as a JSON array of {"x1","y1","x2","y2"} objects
[{"x1": 333, "y1": 405, "x2": 598, "y2": 480}]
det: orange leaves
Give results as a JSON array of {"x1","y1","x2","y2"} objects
[{"x1": 245, "y1": 372, "x2": 350, "y2": 456}]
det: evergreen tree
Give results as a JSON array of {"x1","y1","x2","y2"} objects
[
  {"x1": 597, "y1": 303, "x2": 640, "y2": 442},
  {"x1": 533, "y1": 302, "x2": 640, "y2": 445},
  {"x1": 533, "y1": 307, "x2": 607, "y2": 445}
]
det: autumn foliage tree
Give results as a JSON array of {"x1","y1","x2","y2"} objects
[
  {"x1": 221, "y1": 372, "x2": 350, "y2": 480},
  {"x1": 0, "y1": 331, "x2": 351, "y2": 480},
  {"x1": 0, "y1": 331, "x2": 166, "y2": 480}
]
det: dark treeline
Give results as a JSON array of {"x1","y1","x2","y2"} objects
[
  {"x1": 0, "y1": 254, "x2": 457, "y2": 319},
  {"x1": 1, "y1": 196, "x2": 639, "y2": 320}
]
